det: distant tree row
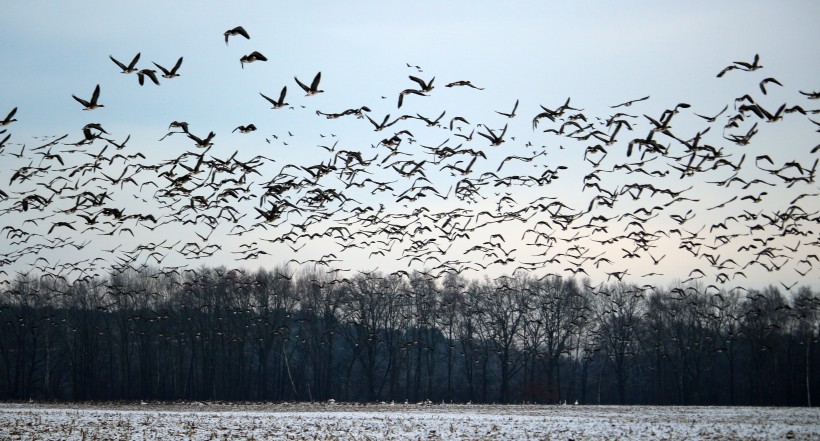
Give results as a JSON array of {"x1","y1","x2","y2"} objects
[{"x1": 1, "y1": 266, "x2": 817, "y2": 405}]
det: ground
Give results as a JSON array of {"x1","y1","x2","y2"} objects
[{"x1": 0, "y1": 402, "x2": 817, "y2": 440}]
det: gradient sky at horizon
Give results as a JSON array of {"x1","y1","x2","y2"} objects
[{"x1": 1, "y1": 1, "x2": 818, "y2": 291}]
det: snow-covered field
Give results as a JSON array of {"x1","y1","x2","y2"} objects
[{"x1": 0, "y1": 402, "x2": 817, "y2": 440}]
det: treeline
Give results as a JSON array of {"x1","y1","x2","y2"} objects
[{"x1": 0, "y1": 266, "x2": 817, "y2": 405}]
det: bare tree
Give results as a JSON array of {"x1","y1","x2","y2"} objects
[
  {"x1": 481, "y1": 276, "x2": 528, "y2": 403},
  {"x1": 522, "y1": 275, "x2": 587, "y2": 403},
  {"x1": 591, "y1": 282, "x2": 643, "y2": 404}
]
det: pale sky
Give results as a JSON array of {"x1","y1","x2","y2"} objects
[{"x1": 1, "y1": 1, "x2": 818, "y2": 291}]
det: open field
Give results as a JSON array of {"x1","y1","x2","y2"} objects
[{"x1": 1, "y1": 402, "x2": 817, "y2": 440}]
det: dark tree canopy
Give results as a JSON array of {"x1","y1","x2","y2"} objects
[{"x1": 1, "y1": 266, "x2": 816, "y2": 405}]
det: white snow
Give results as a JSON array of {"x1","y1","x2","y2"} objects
[{"x1": 0, "y1": 402, "x2": 817, "y2": 440}]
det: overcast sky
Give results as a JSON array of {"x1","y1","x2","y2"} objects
[{"x1": 1, "y1": 1, "x2": 818, "y2": 291}]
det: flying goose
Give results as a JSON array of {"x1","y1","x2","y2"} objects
[
  {"x1": 0, "y1": 107, "x2": 17, "y2": 126},
  {"x1": 445, "y1": 80, "x2": 484, "y2": 90},
  {"x1": 295, "y1": 72, "x2": 324, "y2": 96},
  {"x1": 137, "y1": 69, "x2": 160, "y2": 86},
  {"x1": 260, "y1": 87, "x2": 289, "y2": 109},
  {"x1": 610, "y1": 96, "x2": 649, "y2": 109},
  {"x1": 72, "y1": 84, "x2": 104, "y2": 110},
  {"x1": 153, "y1": 57, "x2": 183, "y2": 79},
  {"x1": 224, "y1": 26, "x2": 250, "y2": 45},
  {"x1": 233, "y1": 124, "x2": 257, "y2": 133},
  {"x1": 109, "y1": 53, "x2": 141, "y2": 74},
  {"x1": 409, "y1": 75, "x2": 435, "y2": 92},
  {"x1": 239, "y1": 51, "x2": 267, "y2": 69},
  {"x1": 478, "y1": 124, "x2": 507, "y2": 146},
  {"x1": 398, "y1": 89, "x2": 426, "y2": 108},
  {"x1": 495, "y1": 99, "x2": 519, "y2": 118},
  {"x1": 759, "y1": 77, "x2": 782, "y2": 95},
  {"x1": 717, "y1": 53, "x2": 762, "y2": 77}
]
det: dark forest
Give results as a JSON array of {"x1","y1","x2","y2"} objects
[{"x1": 2, "y1": 266, "x2": 816, "y2": 405}]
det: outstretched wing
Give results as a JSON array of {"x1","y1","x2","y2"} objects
[
  {"x1": 91, "y1": 84, "x2": 101, "y2": 104},
  {"x1": 310, "y1": 72, "x2": 322, "y2": 91},
  {"x1": 109, "y1": 56, "x2": 128, "y2": 71},
  {"x1": 171, "y1": 57, "x2": 183, "y2": 73},
  {"x1": 127, "y1": 52, "x2": 141, "y2": 69},
  {"x1": 153, "y1": 62, "x2": 170, "y2": 75},
  {"x1": 294, "y1": 76, "x2": 310, "y2": 93}
]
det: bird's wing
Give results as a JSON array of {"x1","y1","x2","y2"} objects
[
  {"x1": 109, "y1": 56, "x2": 127, "y2": 71},
  {"x1": 172, "y1": 57, "x2": 183, "y2": 73},
  {"x1": 310, "y1": 72, "x2": 322, "y2": 91},
  {"x1": 153, "y1": 62, "x2": 170, "y2": 75},
  {"x1": 260, "y1": 92, "x2": 276, "y2": 105},
  {"x1": 72, "y1": 95, "x2": 89, "y2": 107},
  {"x1": 408, "y1": 75, "x2": 426, "y2": 89},
  {"x1": 128, "y1": 53, "x2": 141, "y2": 69},
  {"x1": 294, "y1": 76, "x2": 310, "y2": 92},
  {"x1": 478, "y1": 131, "x2": 494, "y2": 142},
  {"x1": 91, "y1": 84, "x2": 101, "y2": 104}
]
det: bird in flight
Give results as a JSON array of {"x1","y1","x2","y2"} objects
[
  {"x1": 495, "y1": 99, "x2": 519, "y2": 118},
  {"x1": 694, "y1": 104, "x2": 728, "y2": 122},
  {"x1": 409, "y1": 75, "x2": 435, "y2": 92},
  {"x1": 224, "y1": 26, "x2": 250, "y2": 45},
  {"x1": 479, "y1": 124, "x2": 508, "y2": 146},
  {"x1": 798, "y1": 90, "x2": 819, "y2": 99},
  {"x1": 233, "y1": 124, "x2": 257, "y2": 133},
  {"x1": 398, "y1": 89, "x2": 426, "y2": 108},
  {"x1": 365, "y1": 114, "x2": 399, "y2": 131},
  {"x1": 717, "y1": 53, "x2": 762, "y2": 77},
  {"x1": 240, "y1": 51, "x2": 267, "y2": 69},
  {"x1": 153, "y1": 57, "x2": 183, "y2": 79},
  {"x1": 759, "y1": 77, "x2": 782, "y2": 95},
  {"x1": 137, "y1": 69, "x2": 160, "y2": 86},
  {"x1": 109, "y1": 53, "x2": 141, "y2": 74},
  {"x1": 0, "y1": 107, "x2": 17, "y2": 126},
  {"x1": 610, "y1": 96, "x2": 649, "y2": 108},
  {"x1": 188, "y1": 131, "x2": 215, "y2": 148},
  {"x1": 295, "y1": 72, "x2": 324, "y2": 96},
  {"x1": 72, "y1": 84, "x2": 104, "y2": 110},
  {"x1": 260, "y1": 87, "x2": 289, "y2": 109},
  {"x1": 445, "y1": 80, "x2": 484, "y2": 90}
]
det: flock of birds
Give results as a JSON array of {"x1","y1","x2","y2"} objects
[{"x1": 0, "y1": 25, "x2": 819, "y2": 296}]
